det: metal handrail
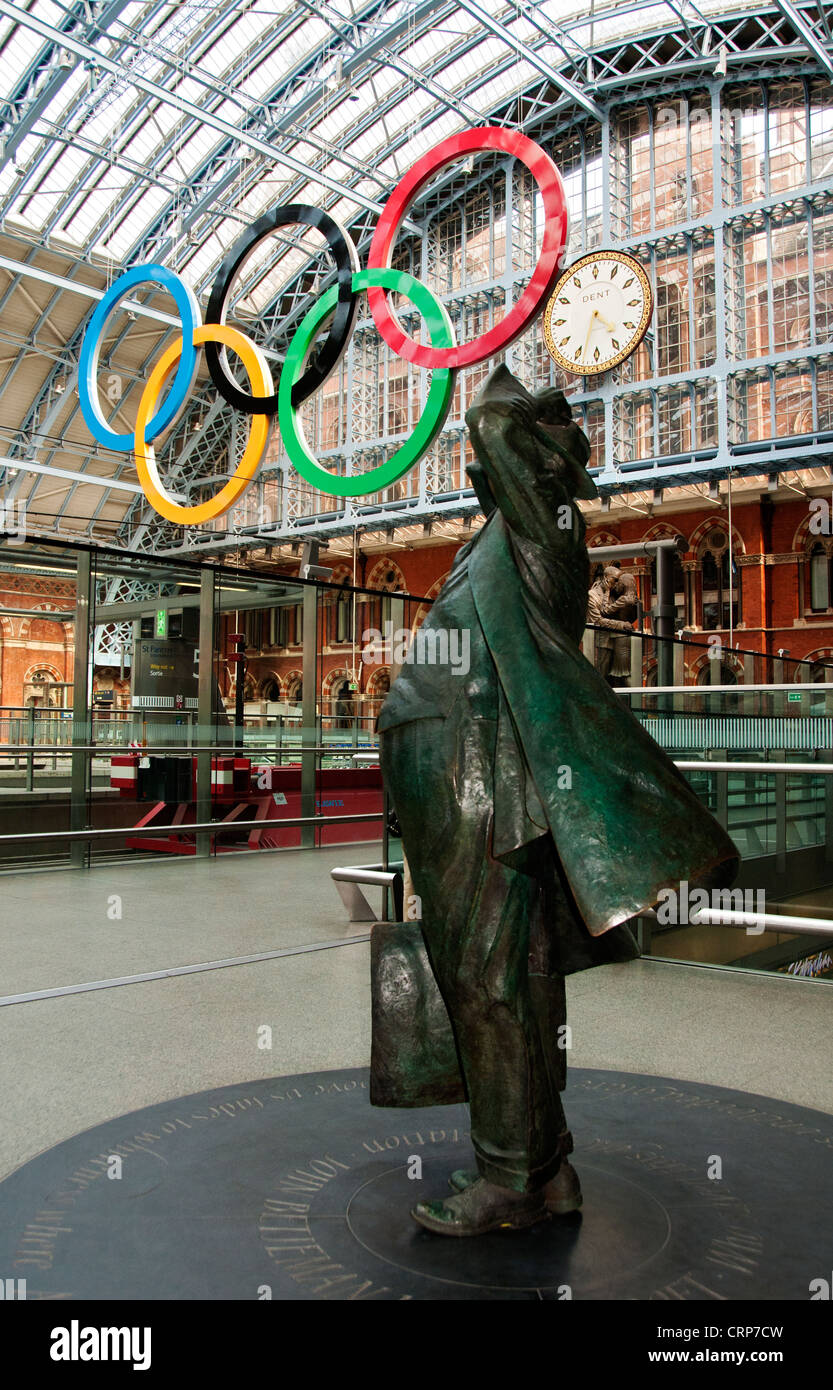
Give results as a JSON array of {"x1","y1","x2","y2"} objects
[
  {"x1": 618, "y1": 683, "x2": 833, "y2": 694},
  {"x1": 675, "y1": 761, "x2": 833, "y2": 773},
  {"x1": 691, "y1": 907, "x2": 833, "y2": 938},
  {"x1": 7, "y1": 750, "x2": 815, "y2": 768},
  {"x1": 641, "y1": 904, "x2": 833, "y2": 938},
  {"x1": 0, "y1": 811, "x2": 384, "y2": 846},
  {"x1": 585, "y1": 624, "x2": 831, "y2": 674},
  {"x1": 0, "y1": 742, "x2": 379, "y2": 755},
  {"x1": 332, "y1": 866, "x2": 398, "y2": 886}
]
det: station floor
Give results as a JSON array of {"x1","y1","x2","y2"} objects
[{"x1": 0, "y1": 844, "x2": 831, "y2": 1187}]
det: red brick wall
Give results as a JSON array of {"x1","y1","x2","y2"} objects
[
  {"x1": 0, "y1": 573, "x2": 75, "y2": 710},
  {"x1": 7, "y1": 489, "x2": 833, "y2": 717}
]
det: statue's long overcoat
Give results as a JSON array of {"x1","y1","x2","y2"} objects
[{"x1": 379, "y1": 367, "x2": 738, "y2": 958}]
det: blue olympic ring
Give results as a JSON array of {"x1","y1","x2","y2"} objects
[{"x1": 78, "y1": 264, "x2": 201, "y2": 453}]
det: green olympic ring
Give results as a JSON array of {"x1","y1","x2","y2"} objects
[{"x1": 278, "y1": 267, "x2": 455, "y2": 498}]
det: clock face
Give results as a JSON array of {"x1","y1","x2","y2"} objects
[{"x1": 542, "y1": 251, "x2": 653, "y2": 376}]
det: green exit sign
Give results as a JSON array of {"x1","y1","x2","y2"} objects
[
  {"x1": 787, "y1": 692, "x2": 802, "y2": 702},
  {"x1": 155, "y1": 609, "x2": 167, "y2": 638}
]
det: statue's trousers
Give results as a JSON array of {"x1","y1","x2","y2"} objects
[{"x1": 382, "y1": 710, "x2": 574, "y2": 1192}]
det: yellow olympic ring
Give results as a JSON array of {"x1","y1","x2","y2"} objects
[{"x1": 134, "y1": 323, "x2": 272, "y2": 524}]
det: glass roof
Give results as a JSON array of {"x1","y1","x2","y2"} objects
[
  {"x1": 0, "y1": 0, "x2": 813, "y2": 544},
  {"x1": 0, "y1": 0, "x2": 751, "y2": 307}
]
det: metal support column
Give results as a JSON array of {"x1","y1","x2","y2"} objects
[
  {"x1": 25, "y1": 704, "x2": 35, "y2": 792},
  {"x1": 655, "y1": 542, "x2": 674, "y2": 690},
  {"x1": 300, "y1": 583, "x2": 318, "y2": 850},
  {"x1": 629, "y1": 632, "x2": 642, "y2": 688},
  {"x1": 715, "y1": 768, "x2": 729, "y2": 832},
  {"x1": 775, "y1": 769, "x2": 787, "y2": 876},
  {"x1": 743, "y1": 653, "x2": 756, "y2": 714},
  {"x1": 131, "y1": 619, "x2": 141, "y2": 741},
  {"x1": 824, "y1": 750, "x2": 833, "y2": 867},
  {"x1": 70, "y1": 549, "x2": 91, "y2": 868},
  {"x1": 195, "y1": 568, "x2": 215, "y2": 860}
]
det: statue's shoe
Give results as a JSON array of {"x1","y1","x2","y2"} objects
[
  {"x1": 411, "y1": 1178, "x2": 550, "y2": 1237},
  {"x1": 448, "y1": 1161, "x2": 583, "y2": 1215}
]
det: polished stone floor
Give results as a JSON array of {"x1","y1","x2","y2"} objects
[{"x1": 0, "y1": 844, "x2": 830, "y2": 1191}]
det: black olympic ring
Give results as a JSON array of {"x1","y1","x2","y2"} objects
[{"x1": 204, "y1": 204, "x2": 360, "y2": 414}]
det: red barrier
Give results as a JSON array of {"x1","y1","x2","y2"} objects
[{"x1": 110, "y1": 756, "x2": 383, "y2": 854}]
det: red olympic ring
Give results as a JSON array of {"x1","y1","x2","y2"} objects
[{"x1": 366, "y1": 127, "x2": 569, "y2": 370}]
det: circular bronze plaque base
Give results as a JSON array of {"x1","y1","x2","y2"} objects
[{"x1": 1, "y1": 1069, "x2": 830, "y2": 1301}]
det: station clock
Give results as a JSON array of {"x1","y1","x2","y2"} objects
[{"x1": 542, "y1": 250, "x2": 653, "y2": 376}]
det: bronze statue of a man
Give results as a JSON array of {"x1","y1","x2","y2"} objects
[{"x1": 375, "y1": 365, "x2": 738, "y2": 1237}]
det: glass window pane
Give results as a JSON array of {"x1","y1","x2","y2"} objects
[{"x1": 811, "y1": 548, "x2": 829, "y2": 610}]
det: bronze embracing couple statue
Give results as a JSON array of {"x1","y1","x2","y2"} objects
[
  {"x1": 371, "y1": 365, "x2": 738, "y2": 1238},
  {"x1": 587, "y1": 565, "x2": 639, "y2": 685}
]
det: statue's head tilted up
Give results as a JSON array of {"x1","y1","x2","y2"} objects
[{"x1": 465, "y1": 364, "x2": 598, "y2": 512}]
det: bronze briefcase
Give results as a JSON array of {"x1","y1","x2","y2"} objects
[{"x1": 369, "y1": 920, "x2": 466, "y2": 1108}]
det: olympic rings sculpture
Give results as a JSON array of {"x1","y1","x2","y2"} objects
[{"x1": 78, "y1": 128, "x2": 569, "y2": 524}]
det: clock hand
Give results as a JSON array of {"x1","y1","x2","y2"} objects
[
  {"x1": 597, "y1": 311, "x2": 616, "y2": 333},
  {"x1": 583, "y1": 310, "x2": 598, "y2": 359}
]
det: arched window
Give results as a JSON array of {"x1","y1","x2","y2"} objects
[
  {"x1": 260, "y1": 675, "x2": 281, "y2": 703},
  {"x1": 372, "y1": 569, "x2": 402, "y2": 632},
  {"x1": 335, "y1": 584, "x2": 353, "y2": 643},
  {"x1": 243, "y1": 608, "x2": 263, "y2": 649},
  {"x1": 25, "y1": 669, "x2": 58, "y2": 708},
  {"x1": 333, "y1": 679, "x2": 355, "y2": 729},
  {"x1": 810, "y1": 543, "x2": 832, "y2": 612},
  {"x1": 696, "y1": 661, "x2": 738, "y2": 686},
  {"x1": 267, "y1": 602, "x2": 302, "y2": 647},
  {"x1": 811, "y1": 659, "x2": 833, "y2": 683},
  {"x1": 367, "y1": 670, "x2": 391, "y2": 728},
  {"x1": 700, "y1": 531, "x2": 740, "y2": 630}
]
